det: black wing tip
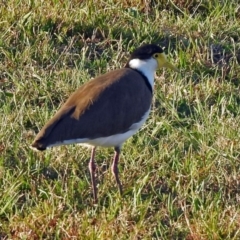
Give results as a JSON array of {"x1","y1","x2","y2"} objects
[{"x1": 31, "y1": 141, "x2": 47, "y2": 151}]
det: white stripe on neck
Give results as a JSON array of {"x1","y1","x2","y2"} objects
[{"x1": 128, "y1": 58, "x2": 157, "y2": 88}]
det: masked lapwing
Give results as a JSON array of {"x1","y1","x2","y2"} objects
[{"x1": 31, "y1": 44, "x2": 178, "y2": 202}]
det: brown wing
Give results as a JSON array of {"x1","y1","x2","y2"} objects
[{"x1": 32, "y1": 68, "x2": 152, "y2": 150}]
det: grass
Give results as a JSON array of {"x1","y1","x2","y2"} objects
[{"x1": 0, "y1": 0, "x2": 240, "y2": 239}]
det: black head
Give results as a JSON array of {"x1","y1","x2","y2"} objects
[
  {"x1": 130, "y1": 44, "x2": 163, "y2": 59},
  {"x1": 125, "y1": 44, "x2": 164, "y2": 67}
]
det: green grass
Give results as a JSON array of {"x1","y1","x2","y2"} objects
[{"x1": 1, "y1": 0, "x2": 240, "y2": 239}]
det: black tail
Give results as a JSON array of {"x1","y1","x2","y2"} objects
[{"x1": 31, "y1": 141, "x2": 46, "y2": 151}]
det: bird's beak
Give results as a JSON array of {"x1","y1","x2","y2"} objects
[{"x1": 157, "y1": 53, "x2": 179, "y2": 72}]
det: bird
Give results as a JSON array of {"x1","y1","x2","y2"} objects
[{"x1": 31, "y1": 44, "x2": 179, "y2": 203}]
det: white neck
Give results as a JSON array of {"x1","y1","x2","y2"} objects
[{"x1": 128, "y1": 58, "x2": 158, "y2": 88}]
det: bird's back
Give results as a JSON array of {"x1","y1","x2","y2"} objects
[{"x1": 32, "y1": 68, "x2": 152, "y2": 150}]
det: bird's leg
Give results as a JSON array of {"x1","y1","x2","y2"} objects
[
  {"x1": 111, "y1": 146, "x2": 123, "y2": 195},
  {"x1": 88, "y1": 146, "x2": 97, "y2": 203}
]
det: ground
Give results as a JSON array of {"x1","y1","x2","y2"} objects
[{"x1": 0, "y1": 0, "x2": 240, "y2": 239}]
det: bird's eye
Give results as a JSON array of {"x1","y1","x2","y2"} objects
[{"x1": 154, "y1": 54, "x2": 158, "y2": 58}]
